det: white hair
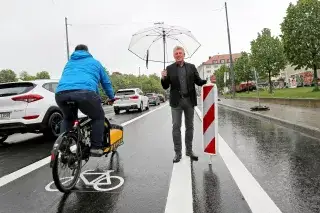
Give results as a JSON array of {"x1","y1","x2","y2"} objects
[{"x1": 173, "y1": 46, "x2": 185, "y2": 53}]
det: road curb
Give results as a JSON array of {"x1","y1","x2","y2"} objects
[{"x1": 219, "y1": 102, "x2": 320, "y2": 139}]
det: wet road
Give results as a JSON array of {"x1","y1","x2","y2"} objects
[
  {"x1": 0, "y1": 100, "x2": 319, "y2": 213},
  {"x1": 217, "y1": 106, "x2": 320, "y2": 213},
  {"x1": 0, "y1": 105, "x2": 162, "y2": 178},
  {"x1": 0, "y1": 102, "x2": 252, "y2": 213}
]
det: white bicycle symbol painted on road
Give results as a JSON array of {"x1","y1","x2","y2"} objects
[{"x1": 45, "y1": 170, "x2": 124, "y2": 192}]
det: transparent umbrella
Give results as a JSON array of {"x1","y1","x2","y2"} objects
[{"x1": 128, "y1": 22, "x2": 201, "y2": 69}]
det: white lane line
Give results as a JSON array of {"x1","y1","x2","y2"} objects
[
  {"x1": 0, "y1": 103, "x2": 169, "y2": 188},
  {"x1": 195, "y1": 107, "x2": 282, "y2": 213},
  {"x1": 165, "y1": 116, "x2": 193, "y2": 213}
]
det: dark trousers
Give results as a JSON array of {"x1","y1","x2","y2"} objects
[
  {"x1": 171, "y1": 97, "x2": 194, "y2": 155},
  {"x1": 55, "y1": 90, "x2": 105, "y2": 149}
]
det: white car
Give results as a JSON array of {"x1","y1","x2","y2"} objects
[
  {"x1": 0, "y1": 79, "x2": 85, "y2": 145},
  {"x1": 113, "y1": 88, "x2": 149, "y2": 114}
]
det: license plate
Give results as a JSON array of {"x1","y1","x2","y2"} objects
[{"x1": 0, "y1": 112, "x2": 10, "y2": 120}]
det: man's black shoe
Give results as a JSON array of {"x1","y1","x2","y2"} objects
[
  {"x1": 173, "y1": 153, "x2": 182, "y2": 163},
  {"x1": 186, "y1": 152, "x2": 198, "y2": 161}
]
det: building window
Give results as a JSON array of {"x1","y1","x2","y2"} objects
[
  {"x1": 206, "y1": 65, "x2": 211, "y2": 68},
  {"x1": 207, "y1": 70, "x2": 211, "y2": 73},
  {"x1": 220, "y1": 59, "x2": 225, "y2": 64}
]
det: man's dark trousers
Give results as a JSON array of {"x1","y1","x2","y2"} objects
[
  {"x1": 55, "y1": 89, "x2": 105, "y2": 149},
  {"x1": 171, "y1": 96, "x2": 194, "y2": 155}
]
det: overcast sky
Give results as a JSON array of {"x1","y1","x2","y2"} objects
[{"x1": 0, "y1": 0, "x2": 297, "y2": 79}]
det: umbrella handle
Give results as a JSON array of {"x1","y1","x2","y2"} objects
[{"x1": 163, "y1": 31, "x2": 166, "y2": 70}]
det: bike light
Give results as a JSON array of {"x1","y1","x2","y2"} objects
[
  {"x1": 73, "y1": 120, "x2": 79, "y2": 127},
  {"x1": 12, "y1": 94, "x2": 43, "y2": 103}
]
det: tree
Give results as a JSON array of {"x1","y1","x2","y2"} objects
[
  {"x1": 234, "y1": 52, "x2": 254, "y2": 92},
  {"x1": 20, "y1": 71, "x2": 36, "y2": 81},
  {"x1": 35, "y1": 71, "x2": 50, "y2": 79},
  {"x1": 250, "y1": 28, "x2": 287, "y2": 93},
  {"x1": 215, "y1": 65, "x2": 228, "y2": 91},
  {"x1": 0, "y1": 69, "x2": 17, "y2": 83},
  {"x1": 280, "y1": 0, "x2": 320, "y2": 91}
]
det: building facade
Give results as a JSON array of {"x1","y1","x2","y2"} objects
[{"x1": 197, "y1": 53, "x2": 241, "y2": 81}]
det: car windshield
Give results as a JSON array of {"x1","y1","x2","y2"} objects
[
  {"x1": 0, "y1": 82, "x2": 35, "y2": 97},
  {"x1": 146, "y1": 93, "x2": 154, "y2": 97},
  {"x1": 116, "y1": 90, "x2": 135, "y2": 96}
]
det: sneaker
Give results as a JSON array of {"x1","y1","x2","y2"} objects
[{"x1": 90, "y1": 148, "x2": 104, "y2": 156}]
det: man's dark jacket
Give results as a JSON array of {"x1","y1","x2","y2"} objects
[{"x1": 161, "y1": 62, "x2": 207, "y2": 107}]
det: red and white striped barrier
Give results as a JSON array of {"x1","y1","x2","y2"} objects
[{"x1": 201, "y1": 83, "x2": 218, "y2": 158}]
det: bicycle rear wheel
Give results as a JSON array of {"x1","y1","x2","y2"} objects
[{"x1": 52, "y1": 133, "x2": 82, "y2": 193}]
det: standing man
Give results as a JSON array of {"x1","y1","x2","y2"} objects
[{"x1": 161, "y1": 46, "x2": 207, "y2": 163}]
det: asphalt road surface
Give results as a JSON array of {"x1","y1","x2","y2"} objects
[{"x1": 0, "y1": 100, "x2": 319, "y2": 213}]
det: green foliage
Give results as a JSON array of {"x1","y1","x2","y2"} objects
[
  {"x1": 0, "y1": 69, "x2": 18, "y2": 83},
  {"x1": 20, "y1": 71, "x2": 36, "y2": 81},
  {"x1": 280, "y1": 0, "x2": 320, "y2": 91},
  {"x1": 35, "y1": 71, "x2": 50, "y2": 79},
  {"x1": 234, "y1": 52, "x2": 254, "y2": 92},
  {"x1": 250, "y1": 28, "x2": 287, "y2": 93},
  {"x1": 98, "y1": 70, "x2": 165, "y2": 101},
  {"x1": 215, "y1": 65, "x2": 228, "y2": 91}
]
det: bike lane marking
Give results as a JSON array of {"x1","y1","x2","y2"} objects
[
  {"x1": 45, "y1": 169, "x2": 125, "y2": 192},
  {"x1": 164, "y1": 116, "x2": 193, "y2": 213},
  {"x1": 0, "y1": 103, "x2": 168, "y2": 188},
  {"x1": 195, "y1": 107, "x2": 283, "y2": 213}
]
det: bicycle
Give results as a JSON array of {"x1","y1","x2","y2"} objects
[{"x1": 49, "y1": 100, "x2": 124, "y2": 193}]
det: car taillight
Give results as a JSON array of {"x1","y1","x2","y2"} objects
[
  {"x1": 12, "y1": 94, "x2": 43, "y2": 103},
  {"x1": 114, "y1": 97, "x2": 120, "y2": 100},
  {"x1": 130, "y1": 95, "x2": 139, "y2": 99}
]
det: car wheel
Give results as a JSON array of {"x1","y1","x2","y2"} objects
[
  {"x1": 0, "y1": 135, "x2": 8, "y2": 145},
  {"x1": 114, "y1": 109, "x2": 120, "y2": 114},
  {"x1": 146, "y1": 102, "x2": 150, "y2": 110},
  {"x1": 44, "y1": 112, "x2": 63, "y2": 138},
  {"x1": 138, "y1": 102, "x2": 143, "y2": 112}
]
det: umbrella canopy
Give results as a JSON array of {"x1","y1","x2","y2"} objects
[{"x1": 128, "y1": 23, "x2": 201, "y2": 69}]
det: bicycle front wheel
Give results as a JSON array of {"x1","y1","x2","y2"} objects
[{"x1": 52, "y1": 133, "x2": 82, "y2": 193}]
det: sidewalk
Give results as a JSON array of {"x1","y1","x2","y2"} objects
[{"x1": 219, "y1": 98, "x2": 320, "y2": 138}]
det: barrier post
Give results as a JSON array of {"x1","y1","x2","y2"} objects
[{"x1": 201, "y1": 83, "x2": 218, "y2": 165}]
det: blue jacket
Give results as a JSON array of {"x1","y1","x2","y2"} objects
[{"x1": 56, "y1": 50, "x2": 114, "y2": 99}]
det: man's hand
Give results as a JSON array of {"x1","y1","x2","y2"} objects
[
  {"x1": 107, "y1": 98, "x2": 117, "y2": 105},
  {"x1": 161, "y1": 69, "x2": 167, "y2": 79}
]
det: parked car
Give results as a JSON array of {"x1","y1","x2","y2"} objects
[
  {"x1": 113, "y1": 88, "x2": 149, "y2": 114},
  {"x1": 0, "y1": 79, "x2": 85, "y2": 145},
  {"x1": 146, "y1": 93, "x2": 160, "y2": 105},
  {"x1": 157, "y1": 94, "x2": 165, "y2": 103}
]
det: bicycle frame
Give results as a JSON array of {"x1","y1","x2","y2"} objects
[{"x1": 50, "y1": 114, "x2": 123, "y2": 168}]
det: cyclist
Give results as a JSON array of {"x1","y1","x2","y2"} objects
[{"x1": 55, "y1": 44, "x2": 115, "y2": 156}]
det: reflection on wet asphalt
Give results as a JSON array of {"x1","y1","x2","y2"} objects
[
  {"x1": 192, "y1": 114, "x2": 251, "y2": 213},
  {"x1": 0, "y1": 105, "x2": 162, "y2": 178},
  {"x1": 0, "y1": 104, "x2": 172, "y2": 213},
  {"x1": 218, "y1": 106, "x2": 320, "y2": 213}
]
